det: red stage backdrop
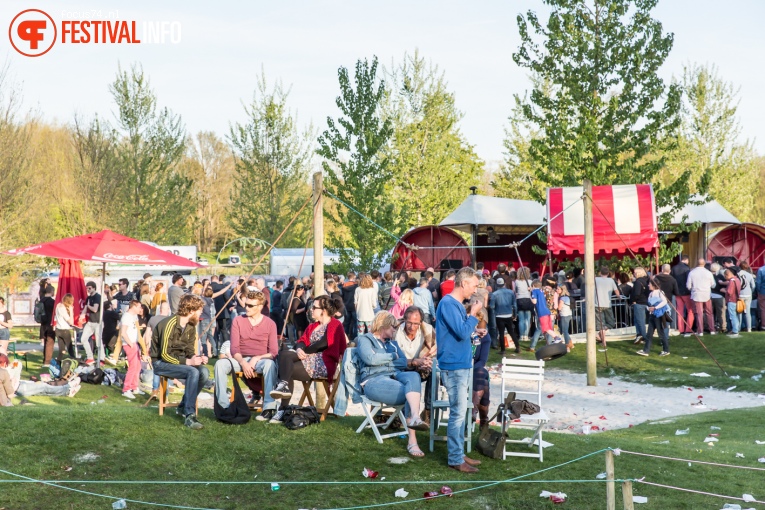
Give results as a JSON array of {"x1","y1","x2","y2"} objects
[
  {"x1": 53, "y1": 259, "x2": 88, "y2": 328},
  {"x1": 547, "y1": 184, "x2": 658, "y2": 256}
]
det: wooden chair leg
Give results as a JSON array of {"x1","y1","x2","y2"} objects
[
  {"x1": 158, "y1": 377, "x2": 168, "y2": 416},
  {"x1": 299, "y1": 381, "x2": 315, "y2": 407},
  {"x1": 321, "y1": 380, "x2": 338, "y2": 421}
]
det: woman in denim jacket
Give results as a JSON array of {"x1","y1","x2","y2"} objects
[{"x1": 357, "y1": 311, "x2": 429, "y2": 457}]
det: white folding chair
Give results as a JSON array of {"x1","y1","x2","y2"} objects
[
  {"x1": 500, "y1": 358, "x2": 549, "y2": 462},
  {"x1": 429, "y1": 361, "x2": 473, "y2": 453},
  {"x1": 355, "y1": 395, "x2": 409, "y2": 444}
]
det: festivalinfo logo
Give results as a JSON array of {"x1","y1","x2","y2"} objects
[{"x1": 9, "y1": 8, "x2": 182, "y2": 57}]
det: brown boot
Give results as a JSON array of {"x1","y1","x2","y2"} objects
[
  {"x1": 420, "y1": 409, "x2": 431, "y2": 426},
  {"x1": 463, "y1": 456, "x2": 482, "y2": 467},
  {"x1": 449, "y1": 462, "x2": 479, "y2": 473}
]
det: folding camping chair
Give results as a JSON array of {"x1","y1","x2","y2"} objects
[
  {"x1": 347, "y1": 347, "x2": 410, "y2": 443},
  {"x1": 500, "y1": 358, "x2": 549, "y2": 461},
  {"x1": 298, "y1": 364, "x2": 342, "y2": 421},
  {"x1": 429, "y1": 361, "x2": 473, "y2": 453}
]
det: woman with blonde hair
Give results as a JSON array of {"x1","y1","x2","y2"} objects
[
  {"x1": 391, "y1": 289, "x2": 415, "y2": 320},
  {"x1": 55, "y1": 294, "x2": 76, "y2": 363},
  {"x1": 150, "y1": 282, "x2": 167, "y2": 313},
  {"x1": 357, "y1": 311, "x2": 429, "y2": 457},
  {"x1": 354, "y1": 274, "x2": 379, "y2": 334}
]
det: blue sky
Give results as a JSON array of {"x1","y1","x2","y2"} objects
[{"x1": 2, "y1": 1, "x2": 763, "y2": 164}]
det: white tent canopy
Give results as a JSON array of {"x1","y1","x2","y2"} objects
[
  {"x1": 439, "y1": 194, "x2": 740, "y2": 232},
  {"x1": 439, "y1": 195, "x2": 546, "y2": 234}
]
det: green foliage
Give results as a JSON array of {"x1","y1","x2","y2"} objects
[
  {"x1": 229, "y1": 73, "x2": 314, "y2": 247},
  {"x1": 512, "y1": 0, "x2": 692, "y2": 227},
  {"x1": 383, "y1": 50, "x2": 484, "y2": 226},
  {"x1": 318, "y1": 57, "x2": 397, "y2": 272},
  {"x1": 108, "y1": 63, "x2": 193, "y2": 243},
  {"x1": 661, "y1": 63, "x2": 760, "y2": 223}
]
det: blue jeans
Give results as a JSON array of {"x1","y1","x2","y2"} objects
[
  {"x1": 530, "y1": 316, "x2": 543, "y2": 349},
  {"x1": 16, "y1": 381, "x2": 69, "y2": 397},
  {"x1": 441, "y1": 368, "x2": 470, "y2": 466},
  {"x1": 198, "y1": 320, "x2": 216, "y2": 356},
  {"x1": 153, "y1": 360, "x2": 210, "y2": 417},
  {"x1": 643, "y1": 314, "x2": 669, "y2": 353},
  {"x1": 741, "y1": 295, "x2": 752, "y2": 330},
  {"x1": 633, "y1": 304, "x2": 648, "y2": 339},
  {"x1": 214, "y1": 357, "x2": 278, "y2": 410},
  {"x1": 363, "y1": 371, "x2": 421, "y2": 418},
  {"x1": 517, "y1": 310, "x2": 531, "y2": 337},
  {"x1": 559, "y1": 315, "x2": 571, "y2": 343},
  {"x1": 727, "y1": 302, "x2": 740, "y2": 334}
]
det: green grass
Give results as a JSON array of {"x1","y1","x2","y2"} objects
[
  {"x1": 487, "y1": 331, "x2": 765, "y2": 393},
  {"x1": 3, "y1": 348, "x2": 765, "y2": 509}
]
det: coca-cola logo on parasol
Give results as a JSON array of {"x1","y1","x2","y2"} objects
[{"x1": 97, "y1": 253, "x2": 166, "y2": 263}]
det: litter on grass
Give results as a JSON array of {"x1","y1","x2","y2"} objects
[
  {"x1": 711, "y1": 426, "x2": 722, "y2": 430},
  {"x1": 755, "y1": 441, "x2": 765, "y2": 445},
  {"x1": 676, "y1": 428, "x2": 690, "y2": 435},
  {"x1": 633, "y1": 495, "x2": 648, "y2": 503},
  {"x1": 727, "y1": 386, "x2": 738, "y2": 392},
  {"x1": 743, "y1": 494, "x2": 756, "y2": 502},
  {"x1": 394, "y1": 488, "x2": 409, "y2": 498},
  {"x1": 596, "y1": 472, "x2": 607, "y2": 479},
  {"x1": 73, "y1": 452, "x2": 100, "y2": 463},
  {"x1": 704, "y1": 437, "x2": 720, "y2": 442},
  {"x1": 736, "y1": 453, "x2": 745, "y2": 458},
  {"x1": 362, "y1": 468, "x2": 379, "y2": 478},
  {"x1": 690, "y1": 372, "x2": 712, "y2": 377},
  {"x1": 539, "y1": 490, "x2": 567, "y2": 500},
  {"x1": 758, "y1": 458, "x2": 765, "y2": 463},
  {"x1": 387, "y1": 457, "x2": 410, "y2": 465}
]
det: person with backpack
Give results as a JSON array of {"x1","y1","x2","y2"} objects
[
  {"x1": 738, "y1": 262, "x2": 755, "y2": 332},
  {"x1": 636, "y1": 280, "x2": 671, "y2": 357},
  {"x1": 37, "y1": 286, "x2": 56, "y2": 367},
  {"x1": 213, "y1": 291, "x2": 279, "y2": 422}
]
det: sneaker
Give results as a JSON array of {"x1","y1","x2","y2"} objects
[
  {"x1": 269, "y1": 381, "x2": 292, "y2": 399},
  {"x1": 123, "y1": 391, "x2": 135, "y2": 400},
  {"x1": 85, "y1": 359, "x2": 95, "y2": 366},
  {"x1": 633, "y1": 336, "x2": 642, "y2": 345},
  {"x1": 682, "y1": 333, "x2": 690, "y2": 338},
  {"x1": 269, "y1": 409, "x2": 285, "y2": 424},
  {"x1": 635, "y1": 351, "x2": 649, "y2": 357},
  {"x1": 68, "y1": 385, "x2": 81, "y2": 398},
  {"x1": 747, "y1": 329, "x2": 752, "y2": 333},
  {"x1": 659, "y1": 351, "x2": 670, "y2": 357},
  {"x1": 184, "y1": 414, "x2": 204, "y2": 430},
  {"x1": 709, "y1": 331, "x2": 716, "y2": 335},
  {"x1": 176, "y1": 406, "x2": 186, "y2": 417},
  {"x1": 105, "y1": 357, "x2": 118, "y2": 366},
  {"x1": 727, "y1": 333, "x2": 740, "y2": 338},
  {"x1": 69, "y1": 376, "x2": 81, "y2": 387},
  {"x1": 134, "y1": 389, "x2": 147, "y2": 396},
  {"x1": 256, "y1": 409, "x2": 276, "y2": 422}
]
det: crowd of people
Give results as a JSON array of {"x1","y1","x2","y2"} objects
[{"x1": 2, "y1": 256, "x2": 763, "y2": 468}]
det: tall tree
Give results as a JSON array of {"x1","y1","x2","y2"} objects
[
  {"x1": 383, "y1": 51, "x2": 484, "y2": 227},
  {"x1": 512, "y1": 0, "x2": 694, "y2": 223},
  {"x1": 109, "y1": 63, "x2": 193, "y2": 243},
  {"x1": 660, "y1": 64, "x2": 759, "y2": 222},
  {"x1": 183, "y1": 132, "x2": 235, "y2": 252},
  {"x1": 317, "y1": 57, "x2": 396, "y2": 271},
  {"x1": 228, "y1": 74, "x2": 313, "y2": 247}
]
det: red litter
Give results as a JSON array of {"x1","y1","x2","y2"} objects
[
  {"x1": 547, "y1": 394, "x2": 555, "y2": 399},
  {"x1": 424, "y1": 491, "x2": 439, "y2": 499},
  {"x1": 599, "y1": 415, "x2": 607, "y2": 420},
  {"x1": 362, "y1": 468, "x2": 379, "y2": 479},
  {"x1": 698, "y1": 395, "x2": 703, "y2": 399},
  {"x1": 550, "y1": 495, "x2": 566, "y2": 503},
  {"x1": 440, "y1": 486, "x2": 453, "y2": 497},
  {"x1": 607, "y1": 382, "x2": 613, "y2": 386}
]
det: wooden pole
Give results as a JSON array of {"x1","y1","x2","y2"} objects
[
  {"x1": 584, "y1": 179, "x2": 597, "y2": 386},
  {"x1": 313, "y1": 171, "x2": 324, "y2": 298},
  {"x1": 622, "y1": 481, "x2": 634, "y2": 510},
  {"x1": 605, "y1": 450, "x2": 616, "y2": 510}
]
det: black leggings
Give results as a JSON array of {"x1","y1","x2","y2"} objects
[
  {"x1": 277, "y1": 350, "x2": 311, "y2": 408},
  {"x1": 55, "y1": 329, "x2": 73, "y2": 363},
  {"x1": 496, "y1": 316, "x2": 518, "y2": 352}
]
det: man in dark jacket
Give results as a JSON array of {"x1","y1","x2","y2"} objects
[
  {"x1": 151, "y1": 294, "x2": 209, "y2": 430},
  {"x1": 630, "y1": 269, "x2": 650, "y2": 344},
  {"x1": 671, "y1": 255, "x2": 692, "y2": 334},
  {"x1": 341, "y1": 273, "x2": 358, "y2": 340},
  {"x1": 654, "y1": 264, "x2": 680, "y2": 332},
  {"x1": 270, "y1": 280, "x2": 284, "y2": 336}
]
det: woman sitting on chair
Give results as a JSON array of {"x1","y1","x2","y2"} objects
[
  {"x1": 270, "y1": 295, "x2": 346, "y2": 419},
  {"x1": 357, "y1": 311, "x2": 429, "y2": 458}
]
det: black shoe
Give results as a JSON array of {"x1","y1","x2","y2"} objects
[
  {"x1": 256, "y1": 409, "x2": 275, "y2": 422},
  {"x1": 176, "y1": 406, "x2": 186, "y2": 417},
  {"x1": 184, "y1": 414, "x2": 204, "y2": 430}
]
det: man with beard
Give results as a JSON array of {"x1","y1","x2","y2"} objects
[{"x1": 150, "y1": 294, "x2": 209, "y2": 430}]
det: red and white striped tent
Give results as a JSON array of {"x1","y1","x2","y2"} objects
[{"x1": 547, "y1": 184, "x2": 658, "y2": 255}]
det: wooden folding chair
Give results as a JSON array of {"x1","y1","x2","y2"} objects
[
  {"x1": 298, "y1": 365, "x2": 342, "y2": 421},
  {"x1": 157, "y1": 376, "x2": 198, "y2": 416},
  {"x1": 500, "y1": 358, "x2": 549, "y2": 462},
  {"x1": 233, "y1": 371, "x2": 264, "y2": 412}
]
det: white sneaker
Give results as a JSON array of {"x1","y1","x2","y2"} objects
[
  {"x1": 123, "y1": 391, "x2": 135, "y2": 400},
  {"x1": 269, "y1": 409, "x2": 285, "y2": 424},
  {"x1": 69, "y1": 376, "x2": 81, "y2": 387},
  {"x1": 134, "y1": 389, "x2": 147, "y2": 396},
  {"x1": 709, "y1": 331, "x2": 716, "y2": 335},
  {"x1": 68, "y1": 385, "x2": 81, "y2": 398},
  {"x1": 682, "y1": 333, "x2": 691, "y2": 338}
]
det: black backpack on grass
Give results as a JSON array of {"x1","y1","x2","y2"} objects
[
  {"x1": 281, "y1": 405, "x2": 321, "y2": 430},
  {"x1": 214, "y1": 360, "x2": 251, "y2": 425},
  {"x1": 81, "y1": 368, "x2": 105, "y2": 385}
]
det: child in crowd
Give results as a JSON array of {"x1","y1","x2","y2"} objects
[
  {"x1": 529, "y1": 279, "x2": 555, "y2": 351},
  {"x1": 469, "y1": 299, "x2": 491, "y2": 427},
  {"x1": 556, "y1": 285, "x2": 574, "y2": 351},
  {"x1": 637, "y1": 280, "x2": 671, "y2": 357}
]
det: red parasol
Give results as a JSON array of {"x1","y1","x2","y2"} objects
[
  {"x1": 4, "y1": 229, "x2": 203, "y2": 267},
  {"x1": 53, "y1": 259, "x2": 88, "y2": 329}
]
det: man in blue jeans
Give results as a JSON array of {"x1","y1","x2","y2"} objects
[
  {"x1": 150, "y1": 294, "x2": 210, "y2": 430},
  {"x1": 436, "y1": 266, "x2": 484, "y2": 473}
]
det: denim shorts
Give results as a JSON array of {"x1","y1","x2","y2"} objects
[{"x1": 0, "y1": 328, "x2": 9, "y2": 341}]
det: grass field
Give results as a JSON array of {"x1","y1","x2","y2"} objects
[{"x1": 3, "y1": 328, "x2": 765, "y2": 509}]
